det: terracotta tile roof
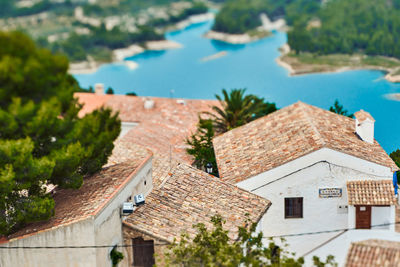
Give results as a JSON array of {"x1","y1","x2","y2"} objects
[
  {"x1": 213, "y1": 101, "x2": 397, "y2": 184},
  {"x1": 4, "y1": 148, "x2": 151, "y2": 243},
  {"x1": 354, "y1": 110, "x2": 375, "y2": 122},
  {"x1": 123, "y1": 161, "x2": 271, "y2": 242},
  {"x1": 107, "y1": 137, "x2": 182, "y2": 186},
  {"x1": 345, "y1": 239, "x2": 400, "y2": 267},
  {"x1": 74, "y1": 93, "x2": 218, "y2": 163},
  {"x1": 347, "y1": 180, "x2": 396, "y2": 205},
  {"x1": 75, "y1": 92, "x2": 111, "y2": 118},
  {"x1": 106, "y1": 139, "x2": 153, "y2": 167}
]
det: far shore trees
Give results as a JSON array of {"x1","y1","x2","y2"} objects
[
  {"x1": 0, "y1": 31, "x2": 120, "y2": 235},
  {"x1": 288, "y1": 0, "x2": 400, "y2": 59},
  {"x1": 212, "y1": 0, "x2": 321, "y2": 34}
]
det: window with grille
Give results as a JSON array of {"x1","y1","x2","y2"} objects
[{"x1": 285, "y1": 197, "x2": 303, "y2": 218}]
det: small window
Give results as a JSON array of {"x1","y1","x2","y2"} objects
[{"x1": 285, "y1": 197, "x2": 303, "y2": 218}]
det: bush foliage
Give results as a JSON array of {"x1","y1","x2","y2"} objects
[{"x1": 0, "y1": 31, "x2": 120, "y2": 235}]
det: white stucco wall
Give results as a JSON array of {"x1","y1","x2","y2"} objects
[
  {"x1": 236, "y1": 148, "x2": 393, "y2": 258},
  {"x1": 0, "y1": 219, "x2": 96, "y2": 267},
  {"x1": 119, "y1": 122, "x2": 138, "y2": 139},
  {"x1": 348, "y1": 206, "x2": 356, "y2": 229},
  {"x1": 94, "y1": 159, "x2": 153, "y2": 267},
  {"x1": 0, "y1": 158, "x2": 153, "y2": 267},
  {"x1": 371, "y1": 206, "x2": 391, "y2": 230}
]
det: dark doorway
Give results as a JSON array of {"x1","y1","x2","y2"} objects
[
  {"x1": 355, "y1": 205, "x2": 371, "y2": 229},
  {"x1": 132, "y1": 237, "x2": 155, "y2": 267}
]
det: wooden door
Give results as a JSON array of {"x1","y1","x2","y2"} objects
[
  {"x1": 132, "y1": 237, "x2": 155, "y2": 267},
  {"x1": 355, "y1": 205, "x2": 371, "y2": 229}
]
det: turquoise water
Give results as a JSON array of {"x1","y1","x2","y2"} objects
[{"x1": 74, "y1": 20, "x2": 400, "y2": 153}]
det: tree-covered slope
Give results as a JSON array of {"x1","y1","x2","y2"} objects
[
  {"x1": 212, "y1": 0, "x2": 320, "y2": 34},
  {"x1": 212, "y1": 0, "x2": 266, "y2": 34},
  {"x1": 288, "y1": 0, "x2": 400, "y2": 58}
]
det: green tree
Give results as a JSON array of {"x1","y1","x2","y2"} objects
[
  {"x1": 0, "y1": 31, "x2": 121, "y2": 235},
  {"x1": 210, "y1": 89, "x2": 277, "y2": 133},
  {"x1": 161, "y1": 214, "x2": 336, "y2": 267},
  {"x1": 390, "y1": 149, "x2": 400, "y2": 169},
  {"x1": 110, "y1": 246, "x2": 124, "y2": 267},
  {"x1": 212, "y1": 0, "x2": 266, "y2": 34},
  {"x1": 106, "y1": 87, "x2": 114, "y2": 94},
  {"x1": 0, "y1": 0, "x2": 15, "y2": 17},
  {"x1": 287, "y1": 0, "x2": 400, "y2": 59},
  {"x1": 186, "y1": 118, "x2": 218, "y2": 177},
  {"x1": 329, "y1": 100, "x2": 353, "y2": 118},
  {"x1": 390, "y1": 150, "x2": 400, "y2": 182}
]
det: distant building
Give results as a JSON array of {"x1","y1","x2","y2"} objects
[{"x1": 213, "y1": 101, "x2": 399, "y2": 265}]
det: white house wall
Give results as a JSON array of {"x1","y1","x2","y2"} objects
[
  {"x1": 236, "y1": 148, "x2": 392, "y2": 191},
  {"x1": 0, "y1": 159, "x2": 153, "y2": 267},
  {"x1": 119, "y1": 122, "x2": 139, "y2": 139},
  {"x1": 371, "y1": 206, "x2": 391, "y2": 230},
  {"x1": 94, "y1": 159, "x2": 153, "y2": 267},
  {"x1": 0, "y1": 219, "x2": 96, "y2": 267},
  {"x1": 236, "y1": 148, "x2": 393, "y2": 257}
]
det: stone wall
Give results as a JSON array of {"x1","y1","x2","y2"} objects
[{"x1": 123, "y1": 226, "x2": 169, "y2": 266}]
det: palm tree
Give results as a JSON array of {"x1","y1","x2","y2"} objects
[{"x1": 209, "y1": 88, "x2": 277, "y2": 133}]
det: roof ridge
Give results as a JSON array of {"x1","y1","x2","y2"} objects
[
  {"x1": 158, "y1": 162, "x2": 180, "y2": 189},
  {"x1": 298, "y1": 102, "x2": 326, "y2": 147},
  {"x1": 178, "y1": 163, "x2": 271, "y2": 206}
]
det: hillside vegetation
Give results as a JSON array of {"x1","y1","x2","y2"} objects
[
  {"x1": 43, "y1": 24, "x2": 164, "y2": 62},
  {"x1": 288, "y1": 0, "x2": 400, "y2": 59},
  {"x1": 212, "y1": 0, "x2": 320, "y2": 34},
  {"x1": 1, "y1": 0, "x2": 209, "y2": 63}
]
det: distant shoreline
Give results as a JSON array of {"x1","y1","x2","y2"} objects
[
  {"x1": 204, "y1": 30, "x2": 268, "y2": 44},
  {"x1": 385, "y1": 93, "x2": 400, "y2": 101},
  {"x1": 69, "y1": 13, "x2": 215, "y2": 75},
  {"x1": 68, "y1": 40, "x2": 182, "y2": 75},
  {"x1": 276, "y1": 44, "x2": 400, "y2": 83},
  {"x1": 204, "y1": 14, "x2": 285, "y2": 44}
]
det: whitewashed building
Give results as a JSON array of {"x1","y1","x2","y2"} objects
[
  {"x1": 213, "y1": 101, "x2": 399, "y2": 265},
  {"x1": 0, "y1": 144, "x2": 153, "y2": 267}
]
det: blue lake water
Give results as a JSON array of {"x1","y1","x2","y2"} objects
[{"x1": 74, "y1": 20, "x2": 400, "y2": 153}]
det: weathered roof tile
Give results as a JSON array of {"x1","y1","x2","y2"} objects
[
  {"x1": 5, "y1": 146, "x2": 151, "y2": 243},
  {"x1": 346, "y1": 239, "x2": 400, "y2": 267},
  {"x1": 75, "y1": 93, "x2": 218, "y2": 163},
  {"x1": 347, "y1": 180, "x2": 396, "y2": 205},
  {"x1": 213, "y1": 101, "x2": 397, "y2": 184},
  {"x1": 123, "y1": 160, "x2": 270, "y2": 242}
]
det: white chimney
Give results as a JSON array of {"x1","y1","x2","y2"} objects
[
  {"x1": 354, "y1": 110, "x2": 375, "y2": 144},
  {"x1": 94, "y1": 83, "x2": 104, "y2": 95},
  {"x1": 144, "y1": 98, "x2": 155, "y2": 109}
]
